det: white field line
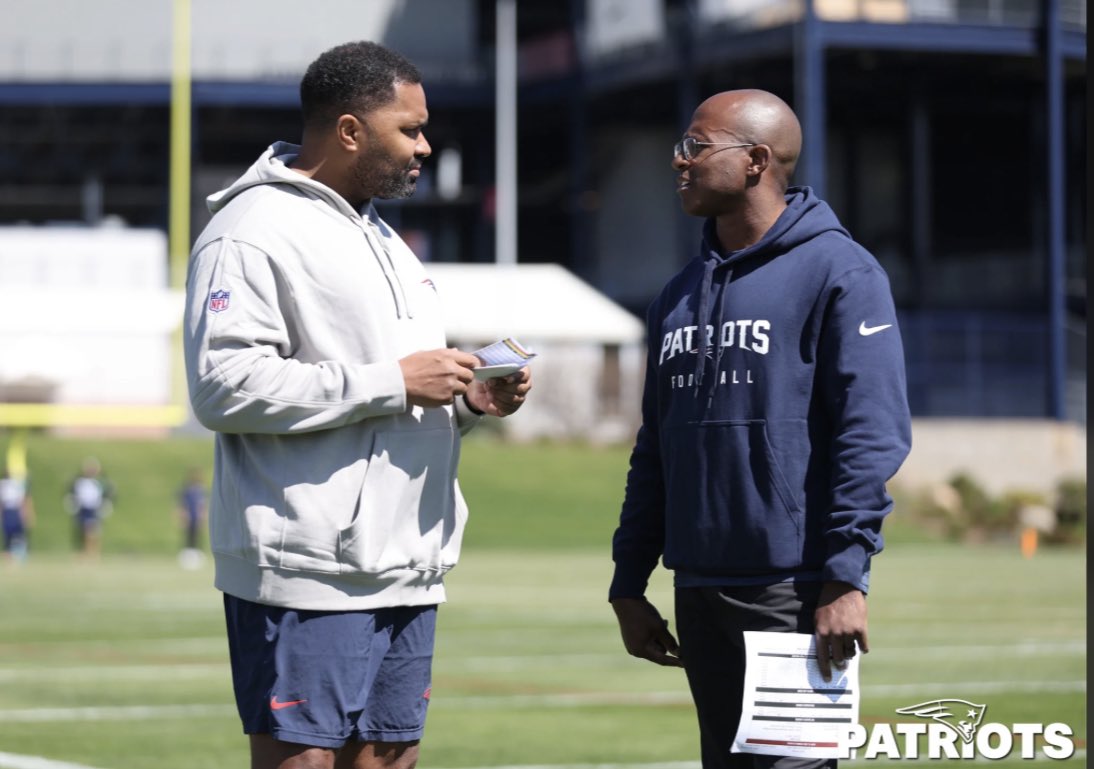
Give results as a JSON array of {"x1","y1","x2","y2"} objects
[
  {"x1": 0, "y1": 664, "x2": 226, "y2": 682},
  {"x1": 430, "y1": 764, "x2": 703, "y2": 769},
  {"x1": 0, "y1": 637, "x2": 223, "y2": 651},
  {"x1": 427, "y1": 752, "x2": 1090, "y2": 769},
  {"x1": 458, "y1": 641, "x2": 1086, "y2": 671},
  {"x1": 0, "y1": 752, "x2": 1085, "y2": 769},
  {"x1": 869, "y1": 640, "x2": 1087, "y2": 657},
  {"x1": 864, "y1": 679, "x2": 1086, "y2": 696},
  {"x1": 428, "y1": 679, "x2": 1088, "y2": 707},
  {"x1": 0, "y1": 704, "x2": 235, "y2": 723},
  {"x1": 0, "y1": 640, "x2": 1083, "y2": 681},
  {"x1": 0, "y1": 753, "x2": 105, "y2": 769},
  {"x1": 0, "y1": 678, "x2": 1084, "y2": 723}
]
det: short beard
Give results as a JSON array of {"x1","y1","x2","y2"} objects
[{"x1": 353, "y1": 147, "x2": 418, "y2": 201}]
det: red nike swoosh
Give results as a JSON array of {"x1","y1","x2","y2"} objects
[{"x1": 270, "y1": 696, "x2": 308, "y2": 710}]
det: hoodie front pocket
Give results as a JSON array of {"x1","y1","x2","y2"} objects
[
  {"x1": 338, "y1": 427, "x2": 462, "y2": 575},
  {"x1": 272, "y1": 440, "x2": 377, "y2": 574},
  {"x1": 662, "y1": 419, "x2": 803, "y2": 573}
]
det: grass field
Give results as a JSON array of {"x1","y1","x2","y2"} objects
[{"x1": 0, "y1": 434, "x2": 1086, "y2": 768}]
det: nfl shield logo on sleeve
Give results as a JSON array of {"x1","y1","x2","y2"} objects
[{"x1": 208, "y1": 290, "x2": 231, "y2": 313}]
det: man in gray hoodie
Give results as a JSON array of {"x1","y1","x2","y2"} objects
[{"x1": 184, "y1": 41, "x2": 531, "y2": 769}]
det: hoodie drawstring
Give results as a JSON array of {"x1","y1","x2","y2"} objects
[
  {"x1": 362, "y1": 221, "x2": 414, "y2": 320},
  {"x1": 695, "y1": 259, "x2": 715, "y2": 390},
  {"x1": 378, "y1": 236, "x2": 414, "y2": 320},
  {"x1": 708, "y1": 269, "x2": 735, "y2": 391},
  {"x1": 695, "y1": 260, "x2": 733, "y2": 401}
]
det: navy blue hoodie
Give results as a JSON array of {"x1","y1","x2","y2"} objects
[{"x1": 610, "y1": 187, "x2": 911, "y2": 599}]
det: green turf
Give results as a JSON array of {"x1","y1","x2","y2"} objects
[
  {"x1": 0, "y1": 546, "x2": 1084, "y2": 768},
  {"x1": 0, "y1": 434, "x2": 1085, "y2": 767},
  {"x1": 0, "y1": 433, "x2": 219, "y2": 554},
  {"x1": 0, "y1": 433, "x2": 634, "y2": 554}
]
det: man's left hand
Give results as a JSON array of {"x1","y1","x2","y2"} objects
[
  {"x1": 814, "y1": 580, "x2": 869, "y2": 681},
  {"x1": 465, "y1": 367, "x2": 532, "y2": 417}
]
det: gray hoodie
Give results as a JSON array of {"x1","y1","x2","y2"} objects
[{"x1": 184, "y1": 142, "x2": 479, "y2": 611}]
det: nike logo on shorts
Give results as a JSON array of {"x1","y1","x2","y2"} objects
[{"x1": 270, "y1": 695, "x2": 308, "y2": 710}]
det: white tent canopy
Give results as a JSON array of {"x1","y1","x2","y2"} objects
[
  {"x1": 426, "y1": 263, "x2": 645, "y2": 442},
  {"x1": 427, "y1": 263, "x2": 644, "y2": 346}
]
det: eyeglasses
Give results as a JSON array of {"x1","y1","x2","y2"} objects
[{"x1": 673, "y1": 137, "x2": 757, "y2": 161}]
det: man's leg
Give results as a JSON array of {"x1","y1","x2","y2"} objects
[
  {"x1": 336, "y1": 606, "x2": 435, "y2": 769},
  {"x1": 247, "y1": 736, "x2": 420, "y2": 769},
  {"x1": 336, "y1": 739, "x2": 420, "y2": 769},
  {"x1": 83, "y1": 518, "x2": 101, "y2": 557},
  {"x1": 225, "y1": 597, "x2": 436, "y2": 769},
  {"x1": 249, "y1": 735, "x2": 335, "y2": 769},
  {"x1": 355, "y1": 606, "x2": 435, "y2": 748},
  {"x1": 226, "y1": 596, "x2": 374, "y2": 767},
  {"x1": 676, "y1": 582, "x2": 834, "y2": 769}
]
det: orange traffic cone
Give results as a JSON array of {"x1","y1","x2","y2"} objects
[{"x1": 1020, "y1": 527, "x2": 1038, "y2": 559}]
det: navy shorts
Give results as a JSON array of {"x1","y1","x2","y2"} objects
[{"x1": 223, "y1": 594, "x2": 436, "y2": 748}]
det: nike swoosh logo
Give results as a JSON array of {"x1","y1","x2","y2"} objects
[
  {"x1": 270, "y1": 696, "x2": 308, "y2": 710},
  {"x1": 859, "y1": 322, "x2": 893, "y2": 336}
]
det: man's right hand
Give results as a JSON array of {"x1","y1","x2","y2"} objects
[
  {"x1": 399, "y1": 348, "x2": 479, "y2": 408},
  {"x1": 610, "y1": 597, "x2": 684, "y2": 668}
]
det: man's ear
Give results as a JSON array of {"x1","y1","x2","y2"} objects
[
  {"x1": 335, "y1": 114, "x2": 366, "y2": 152},
  {"x1": 746, "y1": 144, "x2": 772, "y2": 177}
]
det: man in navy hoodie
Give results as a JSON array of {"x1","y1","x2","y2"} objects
[{"x1": 609, "y1": 90, "x2": 911, "y2": 768}]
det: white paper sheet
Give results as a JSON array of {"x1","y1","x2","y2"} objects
[{"x1": 732, "y1": 631, "x2": 860, "y2": 759}]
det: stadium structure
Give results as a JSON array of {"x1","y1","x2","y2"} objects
[{"x1": 0, "y1": 0, "x2": 1086, "y2": 448}]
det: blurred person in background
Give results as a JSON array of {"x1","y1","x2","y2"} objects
[
  {"x1": 0, "y1": 465, "x2": 34, "y2": 565},
  {"x1": 65, "y1": 457, "x2": 113, "y2": 559},
  {"x1": 176, "y1": 467, "x2": 207, "y2": 570},
  {"x1": 608, "y1": 89, "x2": 911, "y2": 769},
  {"x1": 183, "y1": 40, "x2": 531, "y2": 769}
]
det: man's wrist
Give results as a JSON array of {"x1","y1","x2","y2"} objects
[{"x1": 462, "y1": 392, "x2": 485, "y2": 415}]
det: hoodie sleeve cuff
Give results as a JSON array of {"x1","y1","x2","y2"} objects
[
  {"x1": 608, "y1": 560, "x2": 656, "y2": 601},
  {"x1": 822, "y1": 542, "x2": 871, "y2": 593},
  {"x1": 355, "y1": 360, "x2": 409, "y2": 414},
  {"x1": 453, "y1": 392, "x2": 484, "y2": 434}
]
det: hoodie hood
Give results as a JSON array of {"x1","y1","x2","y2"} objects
[
  {"x1": 693, "y1": 186, "x2": 850, "y2": 392},
  {"x1": 200, "y1": 142, "x2": 415, "y2": 319},
  {"x1": 207, "y1": 141, "x2": 363, "y2": 221},
  {"x1": 699, "y1": 186, "x2": 850, "y2": 268}
]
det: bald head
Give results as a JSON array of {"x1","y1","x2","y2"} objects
[{"x1": 694, "y1": 90, "x2": 801, "y2": 190}]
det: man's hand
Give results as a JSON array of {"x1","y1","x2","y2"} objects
[
  {"x1": 610, "y1": 597, "x2": 684, "y2": 668},
  {"x1": 399, "y1": 348, "x2": 479, "y2": 408},
  {"x1": 464, "y1": 367, "x2": 532, "y2": 417},
  {"x1": 814, "y1": 581, "x2": 869, "y2": 681}
]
